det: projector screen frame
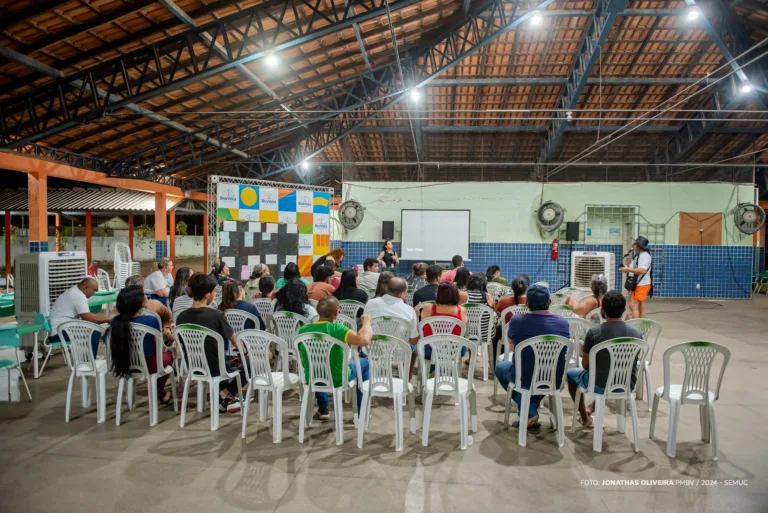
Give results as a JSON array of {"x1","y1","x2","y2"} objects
[{"x1": 400, "y1": 208, "x2": 471, "y2": 262}]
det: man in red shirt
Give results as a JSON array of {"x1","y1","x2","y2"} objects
[{"x1": 439, "y1": 255, "x2": 464, "y2": 283}]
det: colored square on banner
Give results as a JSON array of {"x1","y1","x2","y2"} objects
[
  {"x1": 259, "y1": 210, "x2": 278, "y2": 223},
  {"x1": 240, "y1": 209, "x2": 259, "y2": 222},
  {"x1": 296, "y1": 190, "x2": 314, "y2": 213},
  {"x1": 313, "y1": 214, "x2": 330, "y2": 235},
  {"x1": 313, "y1": 192, "x2": 330, "y2": 214},
  {"x1": 217, "y1": 208, "x2": 238, "y2": 221},
  {"x1": 217, "y1": 183, "x2": 239, "y2": 209},
  {"x1": 297, "y1": 212, "x2": 313, "y2": 225},
  {"x1": 299, "y1": 224, "x2": 313, "y2": 235},
  {"x1": 239, "y1": 185, "x2": 259, "y2": 209},
  {"x1": 277, "y1": 211, "x2": 296, "y2": 225},
  {"x1": 298, "y1": 256, "x2": 313, "y2": 277},
  {"x1": 299, "y1": 234, "x2": 314, "y2": 255},
  {"x1": 259, "y1": 187, "x2": 278, "y2": 211},
  {"x1": 314, "y1": 234, "x2": 330, "y2": 255},
  {"x1": 278, "y1": 189, "x2": 296, "y2": 211}
]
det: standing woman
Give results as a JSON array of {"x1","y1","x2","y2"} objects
[
  {"x1": 377, "y1": 239, "x2": 400, "y2": 273},
  {"x1": 168, "y1": 267, "x2": 193, "y2": 309}
]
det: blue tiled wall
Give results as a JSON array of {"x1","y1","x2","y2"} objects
[
  {"x1": 29, "y1": 241, "x2": 49, "y2": 253},
  {"x1": 755, "y1": 247, "x2": 766, "y2": 273},
  {"x1": 331, "y1": 240, "x2": 753, "y2": 299},
  {"x1": 155, "y1": 240, "x2": 168, "y2": 261}
]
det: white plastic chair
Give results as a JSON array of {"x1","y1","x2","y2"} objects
[
  {"x1": 626, "y1": 318, "x2": 663, "y2": 410},
  {"x1": 503, "y1": 335, "x2": 573, "y2": 447},
  {"x1": 140, "y1": 308, "x2": 162, "y2": 326},
  {"x1": 97, "y1": 269, "x2": 112, "y2": 291},
  {"x1": 549, "y1": 292, "x2": 569, "y2": 306},
  {"x1": 371, "y1": 315, "x2": 411, "y2": 342},
  {"x1": 486, "y1": 282, "x2": 504, "y2": 300},
  {"x1": 419, "y1": 334, "x2": 478, "y2": 450},
  {"x1": 338, "y1": 299, "x2": 365, "y2": 319},
  {"x1": 308, "y1": 299, "x2": 319, "y2": 308},
  {"x1": 268, "y1": 311, "x2": 310, "y2": 370},
  {"x1": 251, "y1": 297, "x2": 275, "y2": 320},
  {"x1": 549, "y1": 305, "x2": 578, "y2": 318},
  {"x1": 357, "y1": 334, "x2": 416, "y2": 451},
  {"x1": 417, "y1": 316, "x2": 467, "y2": 394},
  {"x1": 405, "y1": 290, "x2": 415, "y2": 307},
  {"x1": 239, "y1": 330, "x2": 302, "y2": 443},
  {"x1": 115, "y1": 323, "x2": 178, "y2": 426},
  {"x1": 365, "y1": 289, "x2": 376, "y2": 300},
  {"x1": 571, "y1": 337, "x2": 648, "y2": 452},
  {"x1": 58, "y1": 321, "x2": 107, "y2": 423},
  {"x1": 334, "y1": 313, "x2": 357, "y2": 331},
  {"x1": 649, "y1": 341, "x2": 730, "y2": 460},
  {"x1": 462, "y1": 303, "x2": 496, "y2": 381},
  {"x1": 586, "y1": 307, "x2": 602, "y2": 325},
  {"x1": 172, "y1": 307, "x2": 188, "y2": 325},
  {"x1": 565, "y1": 317, "x2": 593, "y2": 369},
  {"x1": 175, "y1": 324, "x2": 244, "y2": 431},
  {"x1": 224, "y1": 309, "x2": 263, "y2": 333},
  {"x1": 295, "y1": 332, "x2": 363, "y2": 445}
]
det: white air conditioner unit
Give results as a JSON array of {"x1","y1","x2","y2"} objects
[
  {"x1": 15, "y1": 251, "x2": 88, "y2": 316},
  {"x1": 570, "y1": 251, "x2": 615, "y2": 291}
]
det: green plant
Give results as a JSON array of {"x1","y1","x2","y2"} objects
[
  {"x1": 136, "y1": 224, "x2": 155, "y2": 249},
  {"x1": 2, "y1": 226, "x2": 18, "y2": 245},
  {"x1": 57, "y1": 226, "x2": 71, "y2": 249},
  {"x1": 175, "y1": 220, "x2": 188, "y2": 236}
]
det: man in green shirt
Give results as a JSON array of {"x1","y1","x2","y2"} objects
[{"x1": 298, "y1": 296, "x2": 372, "y2": 420}]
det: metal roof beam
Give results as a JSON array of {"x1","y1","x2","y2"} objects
[
  {"x1": 432, "y1": 77, "x2": 704, "y2": 86},
  {"x1": 537, "y1": 0, "x2": 628, "y2": 164}
]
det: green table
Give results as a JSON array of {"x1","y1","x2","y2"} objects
[
  {"x1": 89, "y1": 291, "x2": 118, "y2": 313},
  {"x1": 0, "y1": 322, "x2": 32, "y2": 400},
  {"x1": 0, "y1": 300, "x2": 13, "y2": 319}
]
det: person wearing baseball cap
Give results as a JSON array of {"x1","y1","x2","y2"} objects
[
  {"x1": 494, "y1": 284, "x2": 570, "y2": 434},
  {"x1": 619, "y1": 236, "x2": 652, "y2": 319}
]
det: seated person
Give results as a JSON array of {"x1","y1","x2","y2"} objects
[
  {"x1": 245, "y1": 264, "x2": 270, "y2": 299},
  {"x1": 298, "y1": 296, "x2": 372, "y2": 420},
  {"x1": 144, "y1": 258, "x2": 174, "y2": 305},
  {"x1": 413, "y1": 264, "x2": 441, "y2": 308},
  {"x1": 125, "y1": 275, "x2": 174, "y2": 343},
  {"x1": 405, "y1": 262, "x2": 428, "y2": 291},
  {"x1": 109, "y1": 285, "x2": 173, "y2": 405},
  {"x1": 421, "y1": 283, "x2": 467, "y2": 333},
  {"x1": 333, "y1": 269, "x2": 368, "y2": 306},
  {"x1": 357, "y1": 258, "x2": 381, "y2": 291},
  {"x1": 496, "y1": 276, "x2": 528, "y2": 319},
  {"x1": 565, "y1": 274, "x2": 608, "y2": 316},
  {"x1": 374, "y1": 271, "x2": 393, "y2": 298},
  {"x1": 494, "y1": 284, "x2": 570, "y2": 434},
  {"x1": 210, "y1": 259, "x2": 231, "y2": 286},
  {"x1": 168, "y1": 267, "x2": 193, "y2": 310},
  {"x1": 440, "y1": 255, "x2": 464, "y2": 283},
  {"x1": 307, "y1": 265, "x2": 337, "y2": 300},
  {"x1": 453, "y1": 267, "x2": 471, "y2": 303},
  {"x1": 275, "y1": 262, "x2": 310, "y2": 289},
  {"x1": 255, "y1": 275, "x2": 276, "y2": 300},
  {"x1": 218, "y1": 279, "x2": 265, "y2": 330},
  {"x1": 274, "y1": 279, "x2": 318, "y2": 319},
  {"x1": 486, "y1": 265, "x2": 507, "y2": 286},
  {"x1": 326, "y1": 256, "x2": 341, "y2": 288},
  {"x1": 176, "y1": 274, "x2": 248, "y2": 412},
  {"x1": 567, "y1": 290, "x2": 643, "y2": 428},
  {"x1": 49, "y1": 277, "x2": 114, "y2": 356},
  {"x1": 466, "y1": 274, "x2": 495, "y2": 309}
]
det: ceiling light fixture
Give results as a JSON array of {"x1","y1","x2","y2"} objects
[
  {"x1": 687, "y1": 7, "x2": 700, "y2": 21},
  {"x1": 301, "y1": 160, "x2": 310, "y2": 171},
  {"x1": 741, "y1": 82, "x2": 752, "y2": 94},
  {"x1": 410, "y1": 88, "x2": 421, "y2": 103},
  {"x1": 265, "y1": 52, "x2": 279, "y2": 68},
  {"x1": 531, "y1": 10, "x2": 542, "y2": 26}
]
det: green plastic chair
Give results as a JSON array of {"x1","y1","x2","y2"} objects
[{"x1": 0, "y1": 324, "x2": 32, "y2": 401}]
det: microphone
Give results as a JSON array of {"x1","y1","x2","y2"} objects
[{"x1": 624, "y1": 250, "x2": 632, "y2": 258}]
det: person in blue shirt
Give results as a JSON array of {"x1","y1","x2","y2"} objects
[
  {"x1": 109, "y1": 285, "x2": 174, "y2": 405},
  {"x1": 218, "y1": 279, "x2": 265, "y2": 331},
  {"x1": 494, "y1": 284, "x2": 570, "y2": 434}
]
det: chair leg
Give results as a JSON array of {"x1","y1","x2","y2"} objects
[
  {"x1": 481, "y1": 344, "x2": 489, "y2": 381},
  {"x1": 629, "y1": 395, "x2": 640, "y2": 452},
  {"x1": 356, "y1": 390, "x2": 369, "y2": 449},
  {"x1": 699, "y1": 405, "x2": 711, "y2": 443},
  {"x1": 299, "y1": 386, "x2": 310, "y2": 443},
  {"x1": 421, "y1": 390, "x2": 434, "y2": 446},
  {"x1": 149, "y1": 375, "x2": 159, "y2": 427},
  {"x1": 636, "y1": 367, "x2": 645, "y2": 402},
  {"x1": 235, "y1": 376, "x2": 244, "y2": 416},
  {"x1": 518, "y1": 392, "x2": 531, "y2": 447},
  {"x1": 644, "y1": 367, "x2": 653, "y2": 412},
  {"x1": 81, "y1": 376, "x2": 90, "y2": 408},
  {"x1": 258, "y1": 389, "x2": 268, "y2": 421},
  {"x1": 116, "y1": 377, "x2": 125, "y2": 426},
  {"x1": 210, "y1": 379, "x2": 220, "y2": 431},
  {"x1": 32, "y1": 333, "x2": 39, "y2": 379},
  {"x1": 458, "y1": 394, "x2": 468, "y2": 450},
  {"x1": 617, "y1": 398, "x2": 627, "y2": 434},
  {"x1": 571, "y1": 389, "x2": 581, "y2": 434},
  {"x1": 649, "y1": 394, "x2": 660, "y2": 439},
  {"x1": 197, "y1": 381, "x2": 205, "y2": 412},
  {"x1": 180, "y1": 376, "x2": 191, "y2": 428},
  {"x1": 127, "y1": 378, "x2": 134, "y2": 411},
  {"x1": 170, "y1": 373, "x2": 179, "y2": 412},
  {"x1": 15, "y1": 352, "x2": 32, "y2": 401},
  {"x1": 39, "y1": 347, "x2": 53, "y2": 377},
  {"x1": 549, "y1": 395, "x2": 557, "y2": 430},
  {"x1": 709, "y1": 404, "x2": 719, "y2": 461},
  {"x1": 503, "y1": 385, "x2": 514, "y2": 430},
  {"x1": 407, "y1": 391, "x2": 417, "y2": 434},
  {"x1": 554, "y1": 393, "x2": 565, "y2": 447},
  {"x1": 394, "y1": 394, "x2": 403, "y2": 452},
  {"x1": 593, "y1": 396, "x2": 606, "y2": 452},
  {"x1": 469, "y1": 389, "x2": 477, "y2": 433},
  {"x1": 241, "y1": 384, "x2": 254, "y2": 440},
  {"x1": 65, "y1": 372, "x2": 75, "y2": 422},
  {"x1": 667, "y1": 401, "x2": 680, "y2": 458},
  {"x1": 333, "y1": 389, "x2": 344, "y2": 445},
  {"x1": 96, "y1": 373, "x2": 106, "y2": 424},
  {"x1": 273, "y1": 390, "x2": 283, "y2": 444}
]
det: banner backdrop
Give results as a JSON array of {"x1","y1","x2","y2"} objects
[{"x1": 216, "y1": 182, "x2": 331, "y2": 277}]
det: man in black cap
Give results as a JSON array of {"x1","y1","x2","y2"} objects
[
  {"x1": 494, "y1": 284, "x2": 570, "y2": 433},
  {"x1": 619, "y1": 236, "x2": 652, "y2": 319}
]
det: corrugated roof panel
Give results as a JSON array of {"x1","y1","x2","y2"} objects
[{"x1": 0, "y1": 187, "x2": 195, "y2": 213}]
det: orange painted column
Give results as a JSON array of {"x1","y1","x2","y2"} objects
[
  {"x1": 55, "y1": 213, "x2": 61, "y2": 251},
  {"x1": 85, "y1": 210, "x2": 92, "y2": 263},
  {"x1": 128, "y1": 214, "x2": 134, "y2": 259},
  {"x1": 154, "y1": 193, "x2": 168, "y2": 260},
  {"x1": 4, "y1": 211, "x2": 10, "y2": 284},
  {"x1": 28, "y1": 172, "x2": 48, "y2": 252},
  {"x1": 202, "y1": 213, "x2": 208, "y2": 274},
  {"x1": 169, "y1": 210, "x2": 176, "y2": 262}
]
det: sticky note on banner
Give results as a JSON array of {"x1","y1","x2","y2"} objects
[
  {"x1": 222, "y1": 221, "x2": 237, "y2": 232},
  {"x1": 248, "y1": 255, "x2": 260, "y2": 266},
  {"x1": 219, "y1": 232, "x2": 230, "y2": 247},
  {"x1": 241, "y1": 266, "x2": 250, "y2": 280},
  {"x1": 244, "y1": 233, "x2": 254, "y2": 247},
  {"x1": 222, "y1": 257, "x2": 235, "y2": 268},
  {"x1": 262, "y1": 233, "x2": 271, "y2": 241}
]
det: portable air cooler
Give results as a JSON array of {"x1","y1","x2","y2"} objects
[
  {"x1": 15, "y1": 251, "x2": 88, "y2": 316},
  {"x1": 570, "y1": 251, "x2": 615, "y2": 291}
]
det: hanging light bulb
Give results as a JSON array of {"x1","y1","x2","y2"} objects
[
  {"x1": 687, "y1": 7, "x2": 700, "y2": 21},
  {"x1": 410, "y1": 88, "x2": 421, "y2": 103},
  {"x1": 301, "y1": 160, "x2": 310, "y2": 171},
  {"x1": 531, "y1": 10, "x2": 542, "y2": 26},
  {"x1": 741, "y1": 82, "x2": 752, "y2": 94},
  {"x1": 265, "y1": 52, "x2": 279, "y2": 68}
]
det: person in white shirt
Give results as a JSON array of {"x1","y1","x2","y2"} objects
[
  {"x1": 48, "y1": 277, "x2": 114, "y2": 356},
  {"x1": 144, "y1": 257, "x2": 174, "y2": 305},
  {"x1": 357, "y1": 258, "x2": 381, "y2": 291},
  {"x1": 619, "y1": 236, "x2": 653, "y2": 319}
]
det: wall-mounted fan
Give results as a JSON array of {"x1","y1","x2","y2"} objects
[
  {"x1": 535, "y1": 201, "x2": 565, "y2": 232},
  {"x1": 338, "y1": 200, "x2": 365, "y2": 230},
  {"x1": 732, "y1": 203, "x2": 766, "y2": 235}
]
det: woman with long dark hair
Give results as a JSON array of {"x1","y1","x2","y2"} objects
[
  {"x1": 454, "y1": 267, "x2": 471, "y2": 289},
  {"x1": 219, "y1": 279, "x2": 265, "y2": 330},
  {"x1": 110, "y1": 285, "x2": 173, "y2": 404},
  {"x1": 333, "y1": 269, "x2": 368, "y2": 303},
  {"x1": 495, "y1": 276, "x2": 529, "y2": 319},
  {"x1": 374, "y1": 271, "x2": 394, "y2": 298},
  {"x1": 275, "y1": 262, "x2": 310, "y2": 289},
  {"x1": 466, "y1": 273, "x2": 495, "y2": 308},
  {"x1": 169, "y1": 267, "x2": 193, "y2": 309},
  {"x1": 486, "y1": 265, "x2": 507, "y2": 286},
  {"x1": 274, "y1": 279, "x2": 317, "y2": 318}
]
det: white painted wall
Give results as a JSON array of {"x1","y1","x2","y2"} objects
[{"x1": 339, "y1": 182, "x2": 756, "y2": 245}]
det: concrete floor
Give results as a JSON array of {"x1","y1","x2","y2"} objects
[{"x1": 1, "y1": 297, "x2": 766, "y2": 513}]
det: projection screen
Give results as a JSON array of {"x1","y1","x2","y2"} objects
[{"x1": 400, "y1": 210, "x2": 470, "y2": 261}]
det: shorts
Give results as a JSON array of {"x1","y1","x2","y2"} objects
[{"x1": 631, "y1": 284, "x2": 651, "y2": 302}]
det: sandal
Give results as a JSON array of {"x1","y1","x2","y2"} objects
[
  {"x1": 159, "y1": 391, "x2": 173, "y2": 405},
  {"x1": 512, "y1": 421, "x2": 542, "y2": 434},
  {"x1": 577, "y1": 416, "x2": 594, "y2": 429}
]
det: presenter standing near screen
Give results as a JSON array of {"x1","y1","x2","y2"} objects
[{"x1": 377, "y1": 239, "x2": 400, "y2": 273}]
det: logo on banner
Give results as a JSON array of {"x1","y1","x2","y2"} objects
[
  {"x1": 219, "y1": 187, "x2": 237, "y2": 202},
  {"x1": 260, "y1": 188, "x2": 278, "y2": 210},
  {"x1": 300, "y1": 238, "x2": 313, "y2": 253},
  {"x1": 298, "y1": 195, "x2": 313, "y2": 209},
  {"x1": 314, "y1": 216, "x2": 329, "y2": 233}
]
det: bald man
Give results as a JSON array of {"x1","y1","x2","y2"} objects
[{"x1": 48, "y1": 277, "x2": 115, "y2": 356}]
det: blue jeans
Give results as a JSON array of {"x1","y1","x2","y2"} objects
[
  {"x1": 149, "y1": 294, "x2": 168, "y2": 307},
  {"x1": 49, "y1": 330, "x2": 101, "y2": 357},
  {"x1": 495, "y1": 361, "x2": 543, "y2": 420},
  {"x1": 316, "y1": 358, "x2": 369, "y2": 415}
]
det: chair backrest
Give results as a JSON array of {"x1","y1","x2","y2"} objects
[
  {"x1": 140, "y1": 308, "x2": 163, "y2": 327},
  {"x1": 555, "y1": 287, "x2": 577, "y2": 296},
  {"x1": 294, "y1": 332, "x2": 356, "y2": 391},
  {"x1": 625, "y1": 318, "x2": 663, "y2": 362},
  {"x1": 499, "y1": 304, "x2": 529, "y2": 324},
  {"x1": 97, "y1": 269, "x2": 112, "y2": 291},
  {"x1": 309, "y1": 299, "x2": 319, "y2": 308},
  {"x1": 268, "y1": 311, "x2": 310, "y2": 349},
  {"x1": 251, "y1": 298, "x2": 275, "y2": 319},
  {"x1": 365, "y1": 289, "x2": 376, "y2": 300},
  {"x1": 113, "y1": 242, "x2": 132, "y2": 290},
  {"x1": 172, "y1": 307, "x2": 187, "y2": 325},
  {"x1": 224, "y1": 309, "x2": 262, "y2": 333},
  {"x1": 514, "y1": 335, "x2": 574, "y2": 394},
  {"x1": 462, "y1": 303, "x2": 496, "y2": 343},
  {"x1": 244, "y1": 285, "x2": 259, "y2": 301},
  {"x1": 338, "y1": 299, "x2": 365, "y2": 318},
  {"x1": 334, "y1": 313, "x2": 356, "y2": 331},
  {"x1": 174, "y1": 324, "x2": 225, "y2": 378},
  {"x1": 549, "y1": 292, "x2": 570, "y2": 306},
  {"x1": 486, "y1": 282, "x2": 504, "y2": 298},
  {"x1": 418, "y1": 334, "x2": 477, "y2": 395},
  {"x1": 586, "y1": 337, "x2": 648, "y2": 397},
  {"x1": 405, "y1": 290, "x2": 415, "y2": 307},
  {"x1": 661, "y1": 341, "x2": 730, "y2": 405},
  {"x1": 127, "y1": 322, "x2": 164, "y2": 376},
  {"x1": 366, "y1": 334, "x2": 412, "y2": 395},
  {"x1": 549, "y1": 304, "x2": 578, "y2": 318},
  {"x1": 236, "y1": 330, "x2": 291, "y2": 389},
  {"x1": 586, "y1": 307, "x2": 602, "y2": 325},
  {"x1": 372, "y1": 315, "x2": 411, "y2": 342},
  {"x1": 418, "y1": 316, "x2": 466, "y2": 338},
  {"x1": 565, "y1": 317, "x2": 593, "y2": 348},
  {"x1": 214, "y1": 286, "x2": 222, "y2": 302},
  {"x1": 58, "y1": 321, "x2": 105, "y2": 372}
]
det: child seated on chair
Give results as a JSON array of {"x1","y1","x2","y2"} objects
[
  {"x1": 297, "y1": 296, "x2": 372, "y2": 421},
  {"x1": 566, "y1": 290, "x2": 642, "y2": 428}
]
